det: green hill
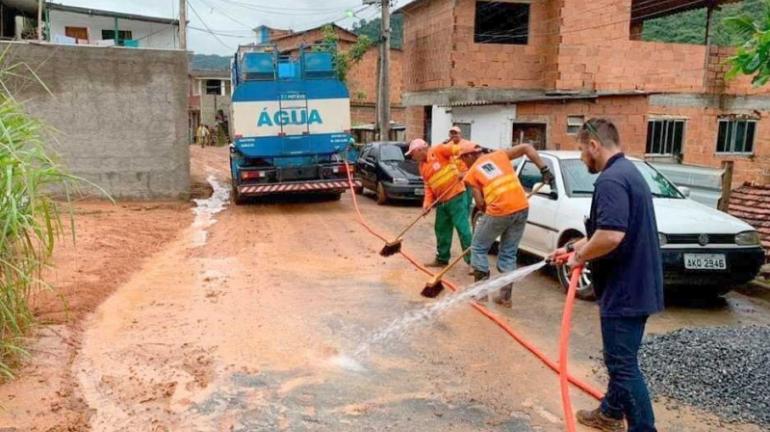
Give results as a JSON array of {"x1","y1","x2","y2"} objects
[
  {"x1": 642, "y1": 0, "x2": 763, "y2": 46},
  {"x1": 352, "y1": 13, "x2": 404, "y2": 49},
  {"x1": 190, "y1": 54, "x2": 231, "y2": 71}
]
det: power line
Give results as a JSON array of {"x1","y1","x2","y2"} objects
[
  {"x1": 188, "y1": 0, "x2": 234, "y2": 50},
  {"x1": 196, "y1": 0, "x2": 254, "y2": 29}
]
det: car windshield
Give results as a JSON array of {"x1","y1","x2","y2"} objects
[
  {"x1": 380, "y1": 145, "x2": 406, "y2": 162},
  {"x1": 561, "y1": 159, "x2": 683, "y2": 199}
]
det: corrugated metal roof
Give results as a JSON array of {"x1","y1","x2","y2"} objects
[{"x1": 48, "y1": 3, "x2": 179, "y2": 25}]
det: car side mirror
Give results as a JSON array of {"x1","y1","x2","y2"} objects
[
  {"x1": 532, "y1": 182, "x2": 558, "y2": 199},
  {"x1": 678, "y1": 186, "x2": 691, "y2": 198}
]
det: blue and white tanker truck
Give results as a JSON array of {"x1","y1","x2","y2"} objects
[{"x1": 229, "y1": 45, "x2": 361, "y2": 204}]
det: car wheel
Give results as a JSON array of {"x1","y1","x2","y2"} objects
[
  {"x1": 376, "y1": 182, "x2": 388, "y2": 205},
  {"x1": 471, "y1": 209, "x2": 499, "y2": 255},
  {"x1": 557, "y1": 262, "x2": 595, "y2": 301}
]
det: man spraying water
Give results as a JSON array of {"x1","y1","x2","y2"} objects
[{"x1": 551, "y1": 118, "x2": 663, "y2": 432}]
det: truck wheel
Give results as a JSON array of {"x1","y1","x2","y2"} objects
[
  {"x1": 328, "y1": 193, "x2": 343, "y2": 201},
  {"x1": 376, "y1": 182, "x2": 388, "y2": 205},
  {"x1": 232, "y1": 184, "x2": 247, "y2": 205}
]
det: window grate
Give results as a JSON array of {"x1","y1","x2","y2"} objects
[
  {"x1": 646, "y1": 119, "x2": 685, "y2": 156},
  {"x1": 716, "y1": 119, "x2": 756, "y2": 154}
]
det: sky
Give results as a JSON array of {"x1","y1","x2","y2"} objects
[{"x1": 56, "y1": 0, "x2": 414, "y2": 55}]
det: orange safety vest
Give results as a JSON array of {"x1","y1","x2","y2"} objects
[
  {"x1": 465, "y1": 150, "x2": 528, "y2": 217},
  {"x1": 420, "y1": 144, "x2": 466, "y2": 205},
  {"x1": 450, "y1": 139, "x2": 472, "y2": 173}
]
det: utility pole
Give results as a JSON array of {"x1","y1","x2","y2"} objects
[
  {"x1": 377, "y1": 0, "x2": 391, "y2": 141},
  {"x1": 37, "y1": 0, "x2": 44, "y2": 41},
  {"x1": 179, "y1": 0, "x2": 187, "y2": 50}
]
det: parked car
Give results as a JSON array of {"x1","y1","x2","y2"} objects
[
  {"x1": 473, "y1": 151, "x2": 765, "y2": 300},
  {"x1": 355, "y1": 141, "x2": 424, "y2": 204}
]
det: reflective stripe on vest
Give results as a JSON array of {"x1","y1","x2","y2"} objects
[
  {"x1": 482, "y1": 173, "x2": 521, "y2": 204},
  {"x1": 428, "y1": 163, "x2": 459, "y2": 193}
]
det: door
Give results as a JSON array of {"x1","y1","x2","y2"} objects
[
  {"x1": 357, "y1": 145, "x2": 377, "y2": 190},
  {"x1": 65, "y1": 26, "x2": 88, "y2": 41},
  {"x1": 517, "y1": 158, "x2": 559, "y2": 256}
]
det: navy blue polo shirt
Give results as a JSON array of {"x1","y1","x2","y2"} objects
[{"x1": 586, "y1": 153, "x2": 664, "y2": 317}]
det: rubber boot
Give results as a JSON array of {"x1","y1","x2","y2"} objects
[
  {"x1": 473, "y1": 270, "x2": 490, "y2": 302},
  {"x1": 494, "y1": 284, "x2": 513, "y2": 308}
]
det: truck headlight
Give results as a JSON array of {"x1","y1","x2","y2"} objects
[
  {"x1": 735, "y1": 231, "x2": 761, "y2": 246},
  {"x1": 658, "y1": 233, "x2": 667, "y2": 246},
  {"x1": 392, "y1": 177, "x2": 409, "y2": 185}
]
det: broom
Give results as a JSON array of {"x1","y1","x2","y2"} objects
[
  {"x1": 421, "y1": 248, "x2": 471, "y2": 298},
  {"x1": 420, "y1": 182, "x2": 548, "y2": 297},
  {"x1": 380, "y1": 182, "x2": 461, "y2": 257}
]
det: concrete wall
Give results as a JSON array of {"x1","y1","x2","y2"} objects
[
  {"x1": 451, "y1": 105, "x2": 517, "y2": 149},
  {"x1": 5, "y1": 42, "x2": 189, "y2": 199},
  {"x1": 48, "y1": 10, "x2": 178, "y2": 49}
]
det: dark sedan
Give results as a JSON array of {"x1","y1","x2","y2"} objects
[{"x1": 355, "y1": 142, "x2": 424, "y2": 205}]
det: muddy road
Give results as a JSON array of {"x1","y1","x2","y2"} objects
[{"x1": 2, "y1": 146, "x2": 770, "y2": 431}]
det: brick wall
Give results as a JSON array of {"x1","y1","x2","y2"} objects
[
  {"x1": 517, "y1": 95, "x2": 770, "y2": 186},
  {"x1": 402, "y1": 0, "x2": 455, "y2": 91},
  {"x1": 405, "y1": 106, "x2": 426, "y2": 141},
  {"x1": 347, "y1": 47, "x2": 403, "y2": 106},
  {"x1": 350, "y1": 104, "x2": 405, "y2": 126}
]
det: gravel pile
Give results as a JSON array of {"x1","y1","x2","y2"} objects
[{"x1": 639, "y1": 325, "x2": 770, "y2": 427}]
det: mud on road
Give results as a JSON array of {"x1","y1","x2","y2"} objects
[{"x1": 1, "y1": 146, "x2": 770, "y2": 431}]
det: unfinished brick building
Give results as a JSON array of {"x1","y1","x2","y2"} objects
[
  {"x1": 400, "y1": 0, "x2": 770, "y2": 186},
  {"x1": 253, "y1": 24, "x2": 405, "y2": 127}
]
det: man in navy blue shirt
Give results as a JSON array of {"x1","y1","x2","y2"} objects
[{"x1": 552, "y1": 118, "x2": 663, "y2": 432}]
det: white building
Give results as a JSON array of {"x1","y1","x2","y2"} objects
[
  {"x1": 427, "y1": 104, "x2": 539, "y2": 151},
  {"x1": 46, "y1": 3, "x2": 179, "y2": 49}
]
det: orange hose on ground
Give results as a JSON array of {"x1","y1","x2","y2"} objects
[
  {"x1": 342, "y1": 163, "x2": 603, "y2": 409},
  {"x1": 559, "y1": 264, "x2": 584, "y2": 432}
]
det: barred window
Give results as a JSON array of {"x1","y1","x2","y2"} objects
[{"x1": 646, "y1": 119, "x2": 685, "y2": 156}]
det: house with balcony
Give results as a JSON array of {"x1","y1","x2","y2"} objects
[
  {"x1": 188, "y1": 70, "x2": 232, "y2": 142},
  {"x1": 400, "y1": 0, "x2": 770, "y2": 187}
]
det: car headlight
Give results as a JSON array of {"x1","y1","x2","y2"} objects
[
  {"x1": 735, "y1": 231, "x2": 761, "y2": 246},
  {"x1": 658, "y1": 233, "x2": 668, "y2": 246},
  {"x1": 392, "y1": 177, "x2": 409, "y2": 185}
]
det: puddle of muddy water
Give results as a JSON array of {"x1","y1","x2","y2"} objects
[
  {"x1": 343, "y1": 261, "x2": 547, "y2": 363},
  {"x1": 191, "y1": 173, "x2": 230, "y2": 247}
]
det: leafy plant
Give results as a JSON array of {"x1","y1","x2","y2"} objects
[
  {"x1": 317, "y1": 25, "x2": 373, "y2": 83},
  {"x1": 724, "y1": 0, "x2": 770, "y2": 87},
  {"x1": 0, "y1": 48, "x2": 73, "y2": 378}
]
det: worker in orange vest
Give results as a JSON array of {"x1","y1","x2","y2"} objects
[
  {"x1": 458, "y1": 142, "x2": 555, "y2": 306},
  {"x1": 444, "y1": 126, "x2": 475, "y2": 217},
  {"x1": 406, "y1": 138, "x2": 473, "y2": 268}
]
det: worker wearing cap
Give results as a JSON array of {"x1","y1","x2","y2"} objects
[
  {"x1": 444, "y1": 126, "x2": 475, "y2": 214},
  {"x1": 406, "y1": 138, "x2": 472, "y2": 268},
  {"x1": 458, "y1": 142, "x2": 555, "y2": 305}
]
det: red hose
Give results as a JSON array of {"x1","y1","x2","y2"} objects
[
  {"x1": 341, "y1": 162, "x2": 603, "y2": 423},
  {"x1": 559, "y1": 264, "x2": 584, "y2": 432}
]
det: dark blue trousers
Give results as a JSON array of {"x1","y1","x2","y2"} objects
[{"x1": 600, "y1": 316, "x2": 657, "y2": 432}]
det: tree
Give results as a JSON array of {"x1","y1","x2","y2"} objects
[
  {"x1": 724, "y1": 0, "x2": 770, "y2": 87},
  {"x1": 316, "y1": 25, "x2": 372, "y2": 83},
  {"x1": 351, "y1": 13, "x2": 404, "y2": 49}
]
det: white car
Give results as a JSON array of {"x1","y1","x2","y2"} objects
[{"x1": 475, "y1": 151, "x2": 765, "y2": 300}]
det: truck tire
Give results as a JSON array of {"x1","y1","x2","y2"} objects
[
  {"x1": 232, "y1": 184, "x2": 247, "y2": 205},
  {"x1": 376, "y1": 182, "x2": 388, "y2": 205}
]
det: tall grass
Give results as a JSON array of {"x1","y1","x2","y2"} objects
[{"x1": 0, "y1": 53, "x2": 71, "y2": 378}]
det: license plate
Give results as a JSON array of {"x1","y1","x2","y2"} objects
[
  {"x1": 414, "y1": 188, "x2": 425, "y2": 196},
  {"x1": 684, "y1": 254, "x2": 726, "y2": 270}
]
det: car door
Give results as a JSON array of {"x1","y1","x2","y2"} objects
[
  {"x1": 358, "y1": 145, "x2": 378, "y2": 190},
  {"x1": 517, "y1": 157, "x2": 560, "y2": 257}
]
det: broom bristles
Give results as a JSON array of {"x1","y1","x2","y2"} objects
[
  {"x1": 379, "y1": 240, "x2": 402, "y2": 257},
  {"x1": 421, "y1": 280, "x2": 445, "y2": 298}
]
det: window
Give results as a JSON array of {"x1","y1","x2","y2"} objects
[
  {"x1": 566, "y1": 116, "x2": 584, "y2": 135},
  {"x1": 518, "y1": 160, "x2": 554, "y2": 191},
  {"x1": 646, "y1": 119, "x2": 685, "y2": 156},
  {"x1": 453, "y1": 123, "x2": 472, "y2": 139},
  {"x1": 474, "y1": 1, "x2": 530, "y2": 45},
  {"x1": 716, "y1": 119, "x2": 756, "y2": 154},
  {"x1": 379, "y1": 145, "x2": 405, "y2": 162},
  {"x1": 205, "y1": 80, "x2": 222, "y2": 95},
  {"x1": 560, "y1": 159, "x2": 683, "y2": 199},
  {"x1": 101, "y1": 30, "x2": 133, "y2": 46},
  {"x1": 512, "y1": 122, "x2": 546, "y2": 150}
]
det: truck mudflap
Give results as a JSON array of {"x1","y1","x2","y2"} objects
[{"x1": 239, "y1": 179, "x2": 361, "y2": 196}]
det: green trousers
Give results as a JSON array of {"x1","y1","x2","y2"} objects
[{"x1": 434, "y1": 192, "x2": 473, "y2": 264}]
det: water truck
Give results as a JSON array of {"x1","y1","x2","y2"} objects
[{"x1": 229, "y1": 45, "x2": 361, "y2": 204}]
